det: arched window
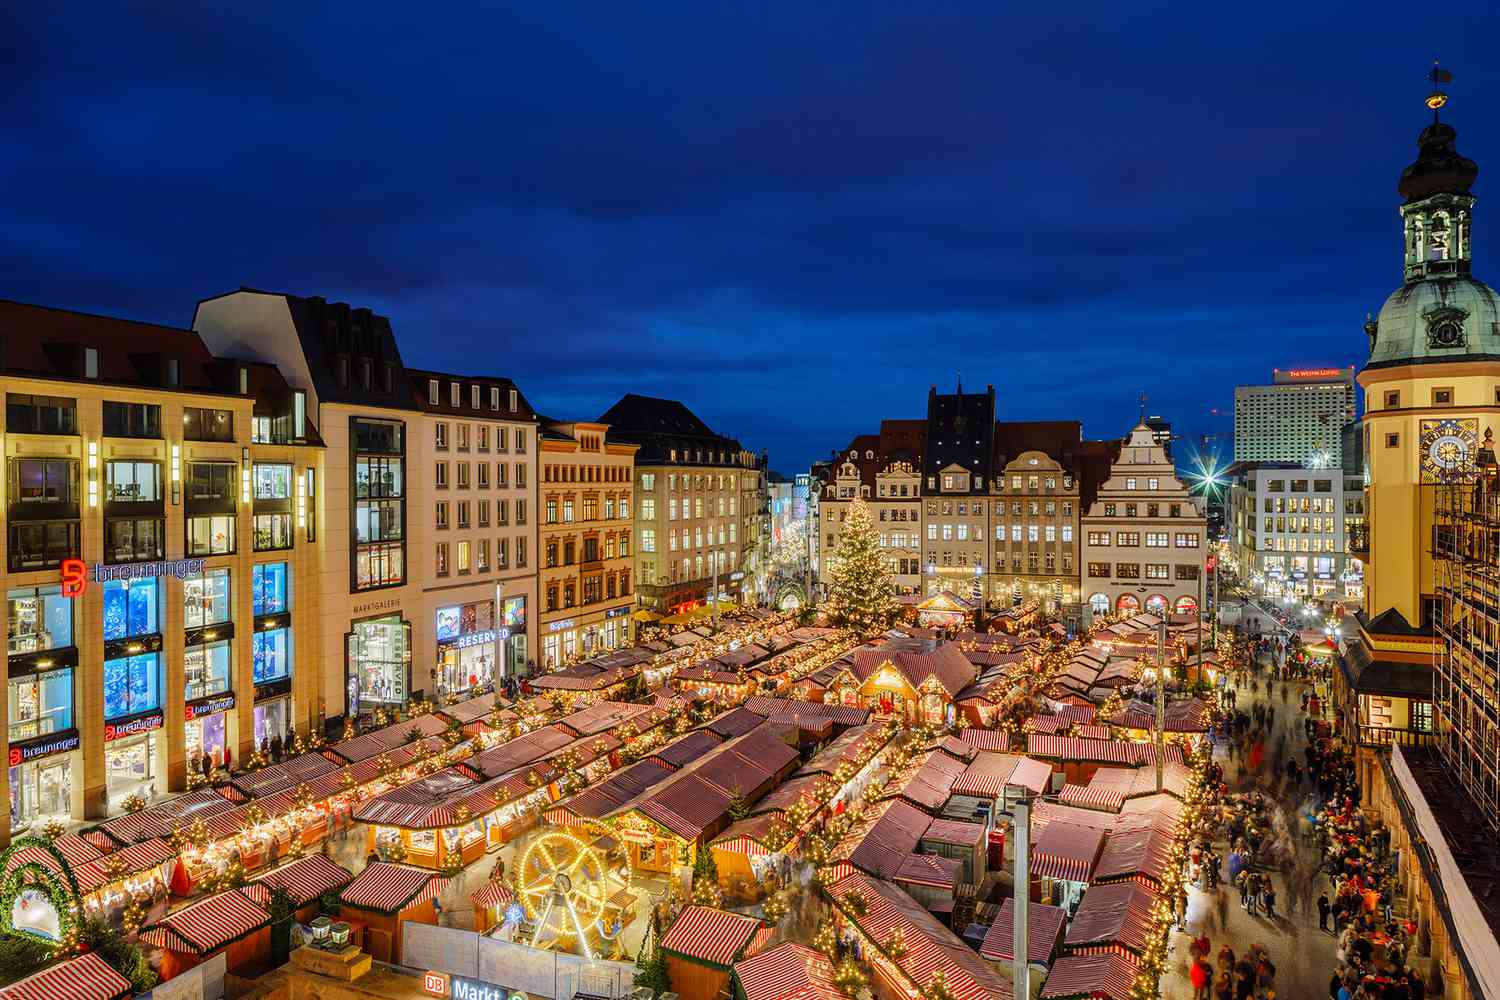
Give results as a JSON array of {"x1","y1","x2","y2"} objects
[
  {"x1": 1116, "y1": 594, "x2": 1140, "y2": 613},
  {"x1": 1089, "y1": 593, "x2": 1110, "y2": 615},
  {"x1": 1175, "y1": 595, "x2": 1199, "y2": 614},
  {"x1": 1144, "y1": 594, "x2": 1168, "y2": 615}
]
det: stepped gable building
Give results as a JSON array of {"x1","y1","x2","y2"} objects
[
  {"x1": 600, "y1": 394, "x2": 766, "y2": 615},
  {"x1": 819, "y1": 420, "x2": 926, "y2": 595}
]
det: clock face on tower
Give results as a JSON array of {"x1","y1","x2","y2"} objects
[{"x1": 1419, "y1": 417, "x2": 1479, "y2": 482}]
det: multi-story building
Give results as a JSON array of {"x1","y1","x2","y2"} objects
[
  {"x1": 600, "y1": 395, "x2": 766, "y2": 614},
  {"x1": 1234, "y1": 367, "x2": 1357, "y2": 463},
  {"x1": 816, "y1": 389, "x2": 1112, "y2": 614},
  {"x1": 537, "y1": 418, "x2": 637, "y2": 667},
  {"x1": 820, "y1": 420, "x2": 926, "y2": 595},
  {"x1": 1080, "y1": 421, "x2": 1206, "y2": 617},
  {"x1": 197, "y1": 291, "x2": 540, "y2": 723},
  {"x1": 1228, "y1": 464, "x2": 1364, "y2": 602},
  {"x1": 409, "y1": 371, "x2": 538, "y2": 695},
  {"x1": 2, "y1": 299, "x2": 324, "y2": 829},
  {"x1": 1333, "y1": 91, "x2": 1500, "y2": 1000}
]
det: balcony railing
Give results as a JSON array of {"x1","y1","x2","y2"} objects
[
  {"x1": 1347, "y1": 523, "x2": 1369, "y2": 558},
  {"x1": 1355, "y1": 723, "x2": 1437, "y2": 749}
]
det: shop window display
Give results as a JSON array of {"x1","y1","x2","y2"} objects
[
  {"x1": 254, "y1": 698, "x2": 289, "y2": 748},
  {"x1": 183, "y1": 569, "x2": 231, "y2": 629},
  {"x1": 8, "y1": 668, "x2": 73, "y2": 741},
  {"x1": 102, "y1": 578, "x2": 159, "y2": 640},
  {"x1": 6, "y1": 585, "x2": 72, "y2": 655},
  {"x1": 103, "y1": 652, "x2": 161, "y2": 720},
  {"x1": 10, "y1": 758, "x2": 70, "y2": 832},
  {"x1": 252, "y1": 562, "x2": 289, "y2": 615},
  {"x1": 184, "y1": 640, "x2": 232, "y2": 701},
  {"x1": 348, "y1": 615, "x2": 408, "y2": 712},
  {"x1": 435, "y1": 600, "x2": 496, "y2": 697},
  {"x1": 253, "y1": 628, "x2": 291, "y2": 684}
]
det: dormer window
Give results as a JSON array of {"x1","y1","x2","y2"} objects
[
  {"x1": 361, "y1": 358, "x2": 373, "y2": 391},
  {"x1": 238, "y1": 367, "x2": 249, "y2": 394},
  {"x1": 428, "y1": 378, "x2": 439, "y2": 403},
  {"x1": 509, "y1": 389, "x2": 518, "y2": 411},
  {"x1": 450, "y1": 382, "x2": 460, "y2": 407},
  {"x1": 490, "y1": 386, "x2": 500, "y2": 410},
  {"x1": 83, "y1": 347, "x2": 99, "y2": 380},
  {"x1": 165, "y1": 358, "x2": 180, "y2": 387},
  {"x1": 470, "y1": 385, "x2": 480, "y2": 409}
]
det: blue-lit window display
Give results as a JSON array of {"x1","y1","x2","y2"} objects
[
  {"x1": 6, "y1": 586, "x2": 73, "y2": 655},
  {"x1": 103, "y1": 652, "x2": 161, "y2": 720},
  {"x1": 102, "y1": 579, "x2": 159, "y2": 641},
  {"x1": 252, "y1": 562, "x2": 289, "y2": 616},
  {"x1": 184, "y1": 640, "x2": 232, "y2": 701},
  {"x1": 253, "y1": 629, "x2": 290, "y2": 684}
]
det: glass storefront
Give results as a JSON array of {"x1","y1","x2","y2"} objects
[
  {"x1": 254, "y1": 697, "x2": 289, "y2": 749},
  {"x1": 435, "y1": 601, "x2": 496, "y2": 698},
  {"x1": 253, "y1": 628, "x2": 291, "y2": 684},
  {"x1": 10, "y1": 758, "x2": 70, "y2": 831},
  {"x1": 103, "y1": 652, "x2": 162, "y2": 721},
  {"x1": 347, "y1": 615, "x2": 409, "y2": 715},
  {"x1": 6, "y1": 585, "x2": 72, "y2": 655},
  {"x1": 105, "y1": 732, "x2": 157, "y2": 811},
  {"x1": 8, "y1": 669, "x2": 73, "y2": 742},
  {"x1": 252, "y1": 562, "x2": 289, "y2": 615},
  {"x1": 183, "y1": 569, "x2": 231, "y2": 628},
  {"x1": 501, "y1": 597, "x2": 527, "y2": 675},
  {"x1": 102, "y1": 578, "x2": 159, "y2": 641},
  {"x1": 186, "y1": 712, "x2": 227, "y2": 770},
  {"x1": 184, "y1": 640, "x2": 232, "y2": 701}
]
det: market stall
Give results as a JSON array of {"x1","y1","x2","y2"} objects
[
  {"x1": 336, "y1": 862, "x2": 447, "y2": 965},
  {"x1": 138, "y1": 885, "x2": 271, "y2": 981},
  {"x1": 659, "y1": 904, "x2": 766, "y2": 1000},
  {"x1": 0, "y1": 951, "x2": 133, "y2": 1000}
]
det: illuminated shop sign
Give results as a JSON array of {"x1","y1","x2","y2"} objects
[
  {"x1": 605, "y1": 606, "x2": 631, "y2": 619},
  {"x1": 453, "y1": 630, "x2": 496, "y2": 649},
  {"x1": 1280, "y1": 368, "x2": 1344, "y2": 378},
  {"x1": 91, "y1": 558, "x2": 207, "y2": 584},
  {"x1": 546, "y1": 619, "x2": 575, "y2": 632},
  {"x1": 9, "y1": 730, "x2": 80, "y2": 766},
  {"x1": 422, "y1": 972, "x2": 522, "y2": 1000},
  {"x1": 186, "y1": 692, "x2": 236, "y2": 720},
  {"x1": 104, "y1": 710, "x2": 164, "y2": 742}
]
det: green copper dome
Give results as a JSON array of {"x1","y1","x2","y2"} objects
[
  {"x1": 1366, "y1": 276, "x2": 1500, "y2": 368},
  {"x1": 1364, "y1": 111, "x2": 1500, "y2": 369}
]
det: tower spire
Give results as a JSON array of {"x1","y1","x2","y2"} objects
[
  {"x1": 1427, "y1": 61, "x2": 1452, "y2": 123},
  {"x1": 1138, "y1": 391, "x2": 1148, "y2": 424}
]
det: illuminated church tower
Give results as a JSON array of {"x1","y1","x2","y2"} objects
[{"x1": 1360, "y1": 69, "x2": 1499, "y2": 631}]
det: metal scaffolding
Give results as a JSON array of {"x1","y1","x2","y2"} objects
[{"x1": 1433, "y1": 455, "x2": 1500, "y2": 835}]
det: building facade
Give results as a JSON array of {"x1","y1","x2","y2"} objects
[
  {"x1": 1228, "y1": 464, "x2": 1364, "y2": 602},
  {"x1": 409, "y1": 371, "x2": 538, "y2": 696},
  {"x1": 600, "y1": 395, "x2": 766, "y2": 614},
  {"x1": 816, "y1": 388, "x2": 1112, "y2": 614},
  {"x1": 1080, "y1": 423, "x2": 1206, "y2": 617},
  {"x1": 2, "y1": 300, "x2": 324, "y2": 829},
  {"x1": 1234, "y1": 367, "x2": 1357, "y2": 463},
  {"x1": 537, "y1": 419, "x2": 637, "y2": 667}
]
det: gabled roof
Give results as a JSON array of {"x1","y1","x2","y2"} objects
[{"x1": 850, "y1": 638, "x2": 977, "y2": 698}]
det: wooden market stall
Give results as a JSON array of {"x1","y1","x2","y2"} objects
[
  {"x1": 659, "y1": 905, "x2": 767, "y2": 1000},
  {"x1": 1038, "y1": 953, "x2": 1141, "y2": 1000},
  {"x1": 731, "y1": 942, "x2": 842, "y2": 1000},
  {"x1": 979, "y1": 898, "x2": 1068, "y2": 978},
  {"x1": 239, "y1": 854, "x2": 353, "y2": 923},
  {"x1": 0, "y1": 951, "x2": 133, "y2": 1000},
  {"x1": 470, "y1": 879, "x2": 515, "y2": 932},
  {"x1": 1063, "y1": 880, "x2": 1158, "y2": 962},
  {"x1": 913, "y1": 591, "x2": 978, "y2": 630},
  {"x1": 138, "y1": 885, "x2": 272, "y2": 981},
  {"x1": 336, "y1": 862, "x2": 447, "y2": 965}
]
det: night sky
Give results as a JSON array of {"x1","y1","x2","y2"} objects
[{"x1": 6, "y1": 4, "x2": 1500, "y2": 473}]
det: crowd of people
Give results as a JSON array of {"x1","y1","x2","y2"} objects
[{"x1": 1181, "y1": 625, "x2": 1438, "y2": 1000}]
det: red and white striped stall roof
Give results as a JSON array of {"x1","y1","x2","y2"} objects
[
  {"x1": 1031, "y1": 821, "x2": 1105, "y2": 884},
  {"x1": 0, "y1": 952, "x2": 131, "y2": 1000},
  {"x1": 1039, "y1": 953, "x2": 1141, "y2": 1000},
  {"x1": 957, "y1": 729, "x2": 1010, "y2": 753},
  {"x1": 247, "y1": 855, "x2": 353, "y2": 908},
  {"x1": 1008, "y1": 757, "x2": 1053, "y2": 796},
  {"x1": 1056, "y1": 704, "x2": 1097, "y2": 726},
  {"x1": 952, "y1": 754, "x2": 1020, "y2": 798},
  {"x1": 979, "y1": 898, "x2": 1068, "y2": 964},
  {"x1": 829, "y1": 872, "x2": 1011, "y2": 1000},
  {"x1": 733, "y1": 942, "x2": 842, "y2": 1000},
  {"x1": 1065, "y1": 881, "x2": 1158, "y2": 954},
  {"x1": 139, "y1": 887, "x2": 270, "y2": 954},
  {"x1": 1073, "y1": 725, "x2": 1112, "y2": 741},
  {"x1": 339, "y1": 862, "x2": 442, "y2": 914},
  {"x1": 659, "y1": 905, "x2": 763, "y2": 968},
  {"x1": 52, "y1": 835, "x2": 103, "y2": 867},
  {"x1": 894, "y1": 851, "x2": 960, "y2": 889},
  {"x1": 1058, "y1": 783, "x2": 1126, "y2": 813},
  {"x1": 471, "y1": 881, "x2": 515, "y2": 909},
  {"x1": 1026, "y1": 736, "x2": 1140, "y2": 765}
]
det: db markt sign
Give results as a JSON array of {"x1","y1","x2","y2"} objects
[{"x1": 422, "y1": 972, "x2": 522, "y2": 1000}]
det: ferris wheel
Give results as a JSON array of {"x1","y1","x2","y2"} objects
[{"x1": 517, "y1": 830, "x2": 613, "y2": 958}]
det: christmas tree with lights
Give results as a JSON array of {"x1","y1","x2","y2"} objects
[{"x1": 826, "y1": 497, "x2": 897, "y2": 636}]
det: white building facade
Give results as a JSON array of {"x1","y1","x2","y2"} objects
[
  {"x1": 1228, "y1": 464, "x2": 1364, "y2": 602},
  {"x1": 1233, "y1": 367, "x2": 1357, "y2": 463}
]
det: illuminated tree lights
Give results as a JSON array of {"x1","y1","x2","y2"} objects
[{"x1": 826, "y1": 498, "x2": 898, "y2": 636}]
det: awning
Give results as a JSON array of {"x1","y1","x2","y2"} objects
[
  {"x1": 339, "y1": 861, "x2": 443, "y2": 915},
  {"x1": 660, "y1": 905, "x2": 763, "y2": 969},
  {"x1": 0, "y1": 952, "x2": 132, "y2": 1000},
  {"x1": 139, "y1": 887, "x2": 270, "y2": 955},
  {"x1": 1040, "y1": 953, "x2": 1141, "y2": 1000},
  {"x1": 471, "y1": 880, "x2": 516, "y2": 909},
  {"x1": 245, "y1": 855, "x2": 353, "y2": 908}
]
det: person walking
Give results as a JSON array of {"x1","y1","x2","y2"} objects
[
  {"x1": 1318, "y1": 892, "x2": 1332, "y2": 932},
  {"x1": 1263, "y1": 881, "x2": 1277, "y2": 920}
]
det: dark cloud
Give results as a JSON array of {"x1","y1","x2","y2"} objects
[{"x1": 3, "y1": 2, "x2": 1498, "y2": 469}]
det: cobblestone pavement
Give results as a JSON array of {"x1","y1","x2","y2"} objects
[{"x1": 1162, "y1": 660, "x2": 1339, "y2": 1000}]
